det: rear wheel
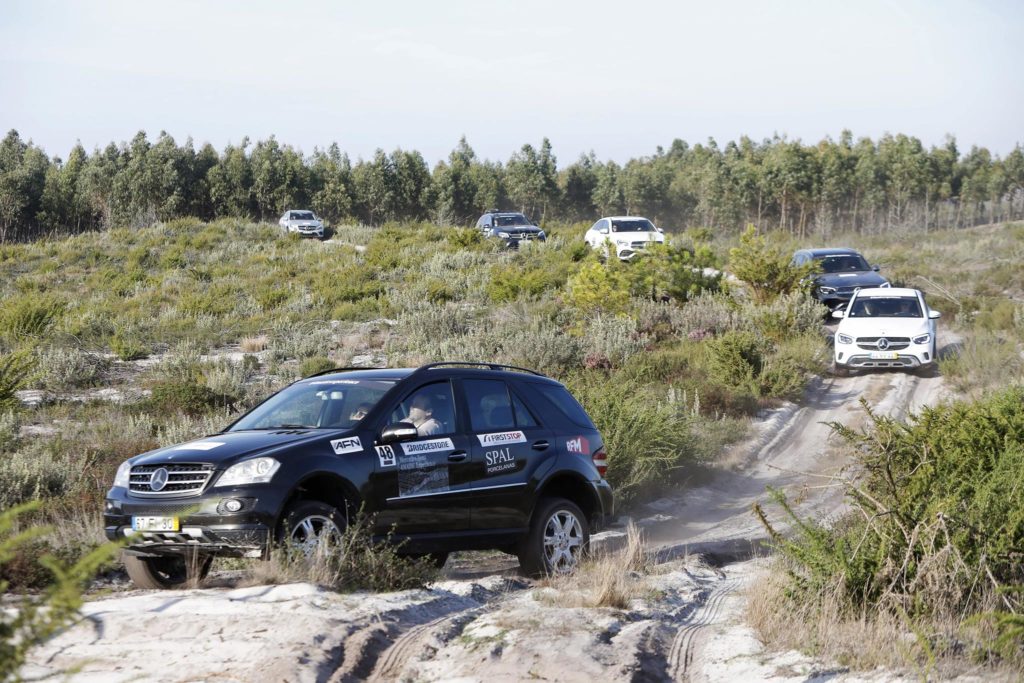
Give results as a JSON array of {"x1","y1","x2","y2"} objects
[
  {"x1": 518, "y1": 497, "x2": 589, "y2": 577},
  {"x1": 123, "y1": 552, "x2": 212, "y2": 590}
]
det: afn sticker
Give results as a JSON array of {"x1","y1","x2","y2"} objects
[
  {"x1": 331, "y1": 436, "x2": 363, "y2": 455},
  {"x1": 400, "y1": 438, "x2": 455, "y2": 455},
  {"x1": 566, "y1": 436, "x2": 590, "y2": 454},
  {"x1": 476, "y1": 430, "x2": 527, "y2": 446},
  {"x1": 375, "y1": 445, "x2": 397, "y2": 468},
  {"x1": 170, "y1": 441, "x2": 225, "y2": 451}
]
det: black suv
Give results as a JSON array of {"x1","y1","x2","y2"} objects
[
  {"x1": 105, "y1": 363, "x2": 613, "y2": 588},
  {"x1": 792, "y1": 247, "x2": 890, "y2": 310},
  {"x1": 475, "y1": 210, "x2": 546, "y2": 248}
]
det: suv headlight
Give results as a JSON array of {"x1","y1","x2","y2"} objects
[
  {"x1": 819, "y1": 286, "x2": 836, "y2": 294},
  {"x1": 913, "y1": 333, "x2": 931, "y2": 345},
  {"x1": 216, "y1": 457, "x2": 281, "y2": 487},
  {"x1": 114, "y1": 460, "x2": 132, "y2": 488},
  {"x1": 537, "y1": 230, "x2": 546, "y2": 240},
  {"x1": 837, "y1": 333, "x2": 853, "y2": 345}
]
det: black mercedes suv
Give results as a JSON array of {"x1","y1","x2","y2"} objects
[
  {"x1": 105, "y1": 362, "x2": 613, "y2": 588},
  {"x1": 475, "y1": 210, "x2": 546, "y2": 248},
  {"x1": 791, "y1": 247, "x2": 890, "y2": 311}
]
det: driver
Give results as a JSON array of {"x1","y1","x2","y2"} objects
[
  {"x1": 348, "y1": 402, "x2": 373, "y2": 422},
  {"x1": 406, "y1": 394, "x2": 442, "y2": 436}
]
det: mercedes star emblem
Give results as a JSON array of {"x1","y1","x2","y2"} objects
[
  {"x1": 877, "y1": 338, "x2": 890, "y2": 351},
  {"x1": 150, "y1": 467, "x2": 169, "y2": 492}
]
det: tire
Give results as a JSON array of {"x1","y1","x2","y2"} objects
[
  {"x1": 277, "y1": 500, "x2": 347, "y2": 558},
  {"x1": 123, "y1": 552, "x2": 212, "y2": 590},
  {"x1": 518, "y1": 497, "x2": 589, "y2": 578},
  {"x1": 830, "y1": 361, "x2": 850, "y2": 378}
]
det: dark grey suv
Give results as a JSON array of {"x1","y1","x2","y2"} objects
[
  {"x1": 792, "y1": 248, "x2": 890, "y2": 310},
  {"x1": 475, "y1": 211, "x2": 546, "y2": 248}
]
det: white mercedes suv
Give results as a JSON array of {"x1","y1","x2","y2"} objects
[
  {"x1": 584, "y1": 216, "x2": 665, "y2": 260},
  {"x1": 831, "y1": 287, "x2": 940, "y2": 375},
  {"x1": 279, "y1": 210, "x2": 324, "y2": 239}
]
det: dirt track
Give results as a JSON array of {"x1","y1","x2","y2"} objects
[{"x1": 25, "y1": 336, "x2": 953, "y2": 683}]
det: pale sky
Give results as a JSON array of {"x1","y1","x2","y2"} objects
[{"x1": 1, "y1": 0, "x2": 1021, "y2": 164}]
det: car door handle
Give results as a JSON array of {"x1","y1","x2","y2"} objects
[
  {"x1": 447, "y1": 451, "x2": 468, "y2": 462},
  {"x1": 532, "y1": 440, "x2": 550, "y2": 451}
]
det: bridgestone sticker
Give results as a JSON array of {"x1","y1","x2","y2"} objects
[
  {"x1": 375, "y1": 445, "x2": 397, "y2": 468},
  {"x1": 170, "y1": 441, "x2": 224, "y2": 451},
  {"x1": 400, "y1": 438, "x2": 455, "y2": 455},
  {"x1": 397, "y1": 453, "x2": 450, "y2": 498},
  {"x1": 476, "y1": 430, "x2": 527, "y2": 446},
  {"x1": 330, "y1": 436, "x2": 363, "y2": 455}
]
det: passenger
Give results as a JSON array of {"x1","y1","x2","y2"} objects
[
  {"x1": 406, "y1": 394, "x2": 442, "y2": 436},
  {"x1": 348, "y1": 402, "x2": 374, "y2": 422}
]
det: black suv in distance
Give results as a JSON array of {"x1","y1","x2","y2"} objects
[
  {"x1": 791, "y1": 247, "x2": 890, "y2": 311},
  {"x1": 105, "y1": 363, "x2": 613, "y2": 588},
  {"x1": 475, "y1": 210, "x2": 546, "y2": 248}
]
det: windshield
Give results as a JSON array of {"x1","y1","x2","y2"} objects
[
  {"x1": 611, "y1": 219, "x2": 655, "y2": 233},
  {"x1": 494, "y1": 214, "x2": 532, "y2": 227},
  {"x1": 847, "y1": 296, "x2": 922, "y2": 318},
  {"x1": 229, "y1": 379, "x2": 395, "y2": 431},
  {"x1": 290, "y1": 211, "x2": 315, "y2": 220},
  {"x1": 816, "y1": 254, "x2": 870, "y2": 273}
]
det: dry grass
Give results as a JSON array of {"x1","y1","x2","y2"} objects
[
  {"x1": 537, "y1": 523, "x2": 651, "y2": 609},
  {"x1": 240, "y1": 335, "x2": 269, "y2": 353}
]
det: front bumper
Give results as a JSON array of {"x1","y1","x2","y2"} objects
[
  {"x1": 834, "y1": 348, "x2": 932, "y2": 369},
  {"x1": 104, "y1": 486, "x2": 283, "y2": 558}
]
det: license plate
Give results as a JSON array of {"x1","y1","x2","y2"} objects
[
  {"x1": 870, "y1": 352, "x2": 899, "y2": 360},
  {"x1": 132, "y1": 516, "x2": 179, "y2": 532}
]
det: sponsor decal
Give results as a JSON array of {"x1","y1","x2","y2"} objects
[
  {"x1": 309, "y1": 379, "x2": 359, "y2": 385},
  {"x1": 566, "y1": 436, "x2": 590, "y2": 454},
  {"x1": 476, "y1": 430, "x2": 527, "y2": 446},
  {"x1": 400, "y1": 438, "x2": 455, "y2": 455},
  {"x1": 375, "y1": 445, "x2": 397, "y2": 468},
  {"x1": 170, "y1": 441, "x2": 224, "y2": 451},
  {"x1": 330, "y1": 436, "x2": 363, "y2": 455},
  {"x1": 398, "y1": 453, "x2": 450, "y2": 498},
  {"x1": 484, "y1": 447, "x2": 517, "y2": 474}
]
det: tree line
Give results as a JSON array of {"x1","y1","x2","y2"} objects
[{"x1": 1, "y1": 128, "x2": 1022, "y2": 242}]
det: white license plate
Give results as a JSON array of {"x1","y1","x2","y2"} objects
[
  {"x1": 869, "y1": 352, "x2": 899, "y2": 360},
  {"x1": 132, "y1": 516, "x2": 179, "y2": 532}
]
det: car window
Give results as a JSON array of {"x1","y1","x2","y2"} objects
[
  {"x1": 611, "y1": 219, "x2": 655, "y2": 233},
  {"x1": 847, "y1": 296, "x2": 922, "y2": 318},
  {"x1": 494, "y1": 214, "x2": 530, "y2": 227},
  {"x1": 292, "y1": 211, "x2": 315, "y2": 220},
  {"x1": 532, "y1": 384, "x2": 596, "y2": 429},
  {"x1": 464, "y1": 379, "x2": 516, "y2": 431},
  {"x1": 230, "y1": 379, "x2": 395, "y2": 431},
  {"x1": 510, "y1": 391, "x2": 540, "y2": 428},
  {"x1": 388, "y1": 381, "x2": 457, "y2": 436},
  {"x1": 817, "y1": 254, "x2": 869, "y2": 273}
]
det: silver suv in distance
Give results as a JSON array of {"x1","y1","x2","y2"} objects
[{"x1": 279, "y1": 210, "x2": 325, "y2": 239}]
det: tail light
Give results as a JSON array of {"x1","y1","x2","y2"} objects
[{"x1": 592, "y1": 447, "x2": 607, "y2": 478}]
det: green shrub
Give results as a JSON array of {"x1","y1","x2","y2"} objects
[
  {"x1": 447, "y1": 227, "x2": 483, "y2": 249},
  {"x1": 34, "y1": 347, "x2": 110, "y2": 390},
  {"x1": 758, "y1": 387, "x2": 1024, "y2": 667},
  {"x1": 110, "y1": 333, "x2": 149, "y2": 361},
  {"x1": 148, "y1": 380, "x2": 235, "y2": 416},
  {"x1": 0, "y1": 351, "x2": 34, "y2": 412},
  {"x1": 0, "y1": 294, "x2": 64, "y2": 341},
  {"x1": 299, "y1": 356, "x2": 336, "y2": 377},
  {"x1": 0, "y1": 411, "x2": 19, "y2": 452},
  {"x1": 565, "y1": 262, "x2": 630, "y2": 315},
  {"x1": 728, "y1": 225, "x2": 813, "y2": 303},
  {"x1": 0, "y1": 440, "x2": 80, "y2": 510},
  {"x1": 487, "y1": 264, "x2": 565, "y2": 303},
  {"x1": 704, "y1": 330, "x2": 815, "y2": 400}
]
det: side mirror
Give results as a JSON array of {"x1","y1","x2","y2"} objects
[
  {"x1": 928, "y1": 309, "x2": 941, "y2": 319},
  {"x1": 599, "y1": 227, "x2": 608, "y2": 235},
  {"x1": 871, "y1": 264, "x2": 880, "y2": 272},
  {"x1": 380, "y1": 422, "x2": 418, "y2": 444},
  {"x1": 831, "y1": 310, "x2": 845, "y2": 319}
]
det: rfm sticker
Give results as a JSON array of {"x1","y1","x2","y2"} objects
[
  {"x1": 375, "y1": 445, "x2": 397, "y2": 468},
  {"x1": 331, "y1": 436, "x2": 363, "y2": 455},
  {"x1": 566, "y1": 436, "x2": 590, "y2": 454}
]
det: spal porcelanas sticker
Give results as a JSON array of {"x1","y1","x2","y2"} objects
[
  {"x1": 330, "y1": 436, "x2": 363, "y2": 455},
  {"x1": 170, "y1": 441, "x2": 225, "y2": 451},
  {"x1": 400, "y1": 438, "x2": 455, "y2": 455},
  {"x1": 484, "y1": 447, "x2": 517, "y2": 474},
  {"x1": 476, "y1": 430, "x2": 526, "y2": 446},
  {"x1": 375, "y1": 445, "x2": 397, "y2": 468}
]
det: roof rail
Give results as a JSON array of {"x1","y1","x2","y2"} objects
[
  {"x1": 412, "y1": 361, "x2": 545, "y2": 377},
  {"x1": 303, "y1": 366, "x2": 389, "y2": 379}
]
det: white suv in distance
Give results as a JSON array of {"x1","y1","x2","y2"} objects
[
  {"x1": 584, "y1": 216, "x2": 665, "y2": 260},
  {"x1": 279, "y1": 210, "x2": 324, "y2": 239},
  {"x1": 832, "y1": 287, "x2": 940, "y2": 375}
]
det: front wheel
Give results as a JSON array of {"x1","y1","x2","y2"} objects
[
  {"x1": 830, "y1": 360, "x2": 850, "y2": 378},
  {"x1": 278, "y1": 500, "x2": 347, "y2": 558},
  {"x1": 518, "y1": 498, "x2": 589, "y2": 577},
  {"x1": 122, "y1": 552, "x2": 212, "y2": 590}
]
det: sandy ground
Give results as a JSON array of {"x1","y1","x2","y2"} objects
[{"x1": 24, "y1": 333, "x2": 957, "y2": 683}]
